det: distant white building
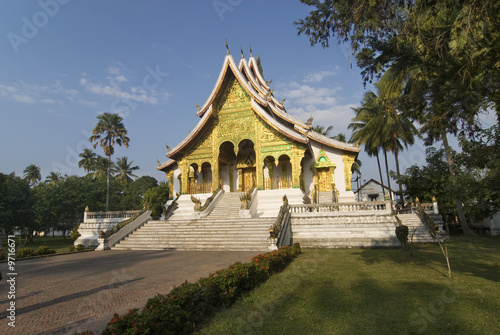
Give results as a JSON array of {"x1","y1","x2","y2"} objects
[{"x1": 354, "y1": 179, "x2": 397, "y2": 202}]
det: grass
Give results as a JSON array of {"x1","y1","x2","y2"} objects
[
  {"x1": 196, "y1": 236, "x2": 500, "y2": 335},
  {"x1": 1, "y1": 236, "x2": 78, "y2": 258}
]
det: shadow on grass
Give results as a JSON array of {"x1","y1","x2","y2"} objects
[{"x1": 356, "y1": 236, "x2": 500, "y2": 282}]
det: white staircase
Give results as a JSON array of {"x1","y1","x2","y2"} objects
[
  {"x1": 397, "y1": 213, "x2": 438, "y2": 243},
  {"x1": 292, "y1": 213, "x2": 400, "y2": 248},
  {"x1": 291, "y1": 212, "x2": 437, "y2": 248},
  {"x1": 112, "y1": 192, "x2": 273, "y2": 251},
  {"x1": 318, "y1": 191, "x2": 332, "y2": 204}
]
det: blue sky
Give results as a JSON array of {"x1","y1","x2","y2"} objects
[{"x1": 0, "y1": 0, "x2": 433, "y2": 186}]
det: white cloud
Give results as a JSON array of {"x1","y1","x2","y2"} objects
[
  {"x1": 107, "y1": 66, "x2": 121, "y2": 75},
  {"x1": 303, "y1": 70, "x2": 337, "y2": 83},
  {"x1": 0, "y1": 81, "x2": 79, "y2": 106},
  {"x1": 11, "y1": 94, "x2": 36, "y2": 104},
  {"x1": 277, "y1": 79, "x2": 355, "y2": 135}
]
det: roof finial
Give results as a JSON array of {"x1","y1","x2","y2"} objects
[
  {"x1": 249, "y1": 45, "x2": 253, "y2": 57},
  {"x1": 240, "y1": 45, "x2": 244, "y2": 59},
  {"x1": 226, "y1": 39, "x2": 230, "y2": 55}
]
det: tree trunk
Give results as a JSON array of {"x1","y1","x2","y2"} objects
[
  {"x1": 441, "y1": 132, "x2": 473, "y2": 235},
  {"x1": 376, "y1": 152, "x2": 387, "y2": 199},
  {"x1": 394, "y1": 147, "x2": 404, "y2": 205},
  {"x1": 106, "y1": 154, "x2": 110, "y2": 211},
  {"x1": 383, "y1": 149, "x2": 393, "y2": 201}
]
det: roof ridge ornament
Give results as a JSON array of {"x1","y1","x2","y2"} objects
[
  {"x1": 226, "y1": 39, "x2": 230, "y2": 55},
  {"x1": 240, "y1": 46, "x2": 244, "y2": 59},
  {"x1": 249, "y1": 45, "x2": 252, "y2": 57}
]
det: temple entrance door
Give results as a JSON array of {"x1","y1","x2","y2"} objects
[
  {"x1": 242, "y1": 167, "x2": 256, "y2": 192},
  {"x1": 317, "y1": 168, "x2": 331, "y2": 192}
]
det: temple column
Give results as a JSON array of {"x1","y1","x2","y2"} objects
[
  {"x1": 167, "y1": 170, "x2": 174, "y2": 199},
  {"x1": 180, "y1": 160, "x2": 189, "y2": 195},
  {"x1": 236, "y1": 167, "x2": 242, "y2": 191},
  {"x1": 212, "y1": 147, "x2": 220, "y2": 191},
  {"x1": 292, "y1": 148, "x2": 304, "y2": 188}
]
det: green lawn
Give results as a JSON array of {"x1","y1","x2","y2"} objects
[
  {"x1": 1, "y1": 236, "x2": 77, "y2": 257},
  {"x1": 197, "y1": 236, "x2": 500, "y2": 335}
]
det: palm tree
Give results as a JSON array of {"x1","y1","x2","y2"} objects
[
  {"x1": 349, "y1": 91, "x2": 388, "y2": 200},
  {"x1": 89, "y1": 113, "x2": 130, "y2": 210},
  {"x1": 78, "y1": 148, "x2": 97, "y2": 174},
  {"x1": 46, "y1": 172, "x2": 62, "y2": 186},
  {"x1": 112, "y1": 157, "x2": 139, "y2": 185},
  {"x1": 91, "y1": 156, "x2": 111, "y2": 179},
  {"x1": 23, "y1": 164, "x2": 41, "y2": 187},
  {"x1": 312, "y1": 125, "x2": 333, "y2": 137}
]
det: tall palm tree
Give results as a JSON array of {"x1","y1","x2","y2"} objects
[
  {"x1": 23, "y1": 164, "x2": 41, "y2": 187},
  {"x1": 89, "y1": 113, "x2": 130, "y2": 210},
  {"x1": 78, "y1": 148, "x2": 98, "y2": 174},
  {"x1": 377, "y1": 68, "x2": 420, "y2": 204},
  {"x1": 112, "y1": 157, "x2": 139, "y2": 185},
  {"x1": 349, "y1": 91, "x2": 388, "y2": 199}
]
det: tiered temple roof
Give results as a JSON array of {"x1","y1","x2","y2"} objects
[{"x1": 158, "y1": 51, "x2": 359, "y2": 171}]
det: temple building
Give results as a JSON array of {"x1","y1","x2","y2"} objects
[{"x1": 157, "y1": 50, "x2": 361, "y2": 202}]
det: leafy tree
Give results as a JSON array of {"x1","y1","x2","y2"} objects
[
  {"x1": 112, "y1": 156, "x2": 139, "y2": 185},
  {"x1": 143, "y1": 182, "x2": 169, "y2": 218},
  {"x1": 134, "y1": 176, "x2": 158, "y2": 196},
  {"x1": 33, "y1": 175, "x2": 106, "y2": 238},
  {"x1": 296, "y1": 0, "x2": 498, "y2": 232},
  {"x1": 78, "y1": 148, "x2": 98, "y2": 174},
  {"x1": 0, "y1": 173, "x2": 35, "y2": 241},
  {"x1": 23, "y1": 163, "x2": 41, "y2": 187},
  {"x1": 89, "y1": 112, "x2": 130, "y2": 211}
]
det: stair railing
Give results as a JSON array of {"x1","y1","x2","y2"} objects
[
  {"x1": 193, "y1": 187, "x2": 224, "y2": 219},
  {"x1": 240, "y1": 187, "x2": 258, "y2": 218},
  {"x1": 96, "y1": 209, "x2": 152, "y2": 250},
  {"x1": 269, "y1": 195, "x2": 292, "y2": 248},
  {"x1": 415, "y1": 199, "x2": 442, "y2": 241}
]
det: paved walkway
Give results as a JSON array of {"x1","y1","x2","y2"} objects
[{"x1": 0, "y1": 250, "x2": 262, "y2": 335}]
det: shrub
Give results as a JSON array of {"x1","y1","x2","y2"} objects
[
  {"x1": 68, "y1": 245, "x2": 76, "y2": 252},
  {"x1": 396, "y1": 225, "x2": 409, "y2": 249},
  {"x1": 76, "y1": 244, "x2": 86, "y2": 251},
  {"x1": 17, "y1": 247, "x2": 36, "y2": 258},
  {"x1": 101, "y1": 243, "x2": 302, "y2": 334},
  {"x1": 35, "y1": 246, "x2": 56, "y2": 256},
  {"x1": 71, "y1": 224, "x2": 81, "y2": 240}
]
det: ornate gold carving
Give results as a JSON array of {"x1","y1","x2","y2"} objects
[
  {"x1": 220, "y1": 78, "x2": 250, "y2": 110},
  {"x1": 343, "y1": 153, "x2": 356, "y2": 191}
]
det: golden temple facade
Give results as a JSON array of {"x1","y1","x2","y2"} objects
[{"x1": 158, "y1": 51, "x2": 360, "y2": 201}]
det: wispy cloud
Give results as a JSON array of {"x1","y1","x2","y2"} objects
[
  {"x1": 303, "y1": 70, "x2": 338, "y2": 83},
  {"x1": 0, "y1": 81, "x2": 77, "y2": 105},
  {"x1": 277, "y1": 76, "x2": 355, "y2": 135}
]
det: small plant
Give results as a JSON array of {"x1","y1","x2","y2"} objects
[
  {"x1": 68, "y1": 245, "x2": 76, "y2": 252},
  {"x1": 76, "y1": 244, "x2": 86, "y2": 251},
  {"x1": 17, "y1": 247, "x2": 36, "y2": 258},
  {"x1": 35, "y1": 246, "x2": 56, "y2": 256},
  {"x1": 71, "y1": 224, "x2": 81, "y2": 240},
  {"x1": 395, "y1": 225, "x2": 409, "y2": 249}
]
